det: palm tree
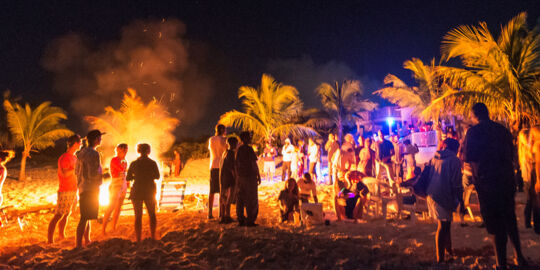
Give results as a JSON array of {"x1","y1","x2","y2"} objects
[
  {"x1": 3, "y1": 100, "x2": 73, "y2": 180},
  {"x1": 219, "y1": 74, "x2": 318, "y2": 142},
  {"x1": 436, "y1": 12, "x2": 540, "y2": 133},
  {"x1": 316, "y1": 80, "x2": 377, "y2": 144},
  {"x1": 374, "y1": 58, "x2": 452, "y2": 121}
]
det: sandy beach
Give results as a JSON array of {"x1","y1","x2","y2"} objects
[{"x1": 0, "y1": 158, "x2": 539, "y2": 269}]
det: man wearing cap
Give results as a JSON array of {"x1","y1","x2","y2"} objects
[
  {"x1": 281, "y1": 138, "x2": 294, "y2": 181},
  {"x1": 75, "y1": 129, "x2": 104, "y2": 248}
]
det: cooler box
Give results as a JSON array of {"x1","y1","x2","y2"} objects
[{"x1": 300, "y1": 203, "x2": 324, "y2": 225}]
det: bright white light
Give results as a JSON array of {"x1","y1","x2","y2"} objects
[
  {"x1": 99, "y1": 181, "x2": 111, "y2": 206},
  {"x1": 386, "y1": 117, "x2": 395, "y2": 127}
]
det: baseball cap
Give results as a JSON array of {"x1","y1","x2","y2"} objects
[{"x1": 86, "y1": 129, "x2": 106, "y2": 141}]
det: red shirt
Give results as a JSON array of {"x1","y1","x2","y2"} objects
[
  {"x1": 110, "y1": 157, "x2": 127, "y2": 178},
  {"x1": 58, "y1": 153, "x2": 77, "y2": 192},
  {"x1": 262, "y1": 147, "x2": 277, "y2": 162}
]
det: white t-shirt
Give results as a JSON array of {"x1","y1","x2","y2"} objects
[
  {"x1": 208, "y1": 135, "x2": 227, "y2": 169},
  {"x1": 297, "y1": 178, "x2": 317, "y2": 197},
  {"x1": 282, "y1": 144, "x2": 295, "y2": 162},
  {"x1": 308, "y1": 144, "x2": 320, "y2": 162}
]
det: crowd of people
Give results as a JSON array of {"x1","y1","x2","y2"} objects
[
  {"x1": 205, "y1": 103, "x2": 538, "y2": 268},
  {"x1": 0, "y1": 102, "x2": 538, "y2": 268}
]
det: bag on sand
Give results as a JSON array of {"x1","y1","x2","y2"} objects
[
  {"x1": 413, "y1": 164, "x2": 432, "y2": 198},
  {"x1": 300, "y1": 203, "x2": 324, "y2": 225}
]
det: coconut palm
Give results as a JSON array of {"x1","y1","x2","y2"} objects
[
  {"x1": 316, "y1": 80, "x2": 377, "y2": 144},
  {"x1": 436, "y1": 12, "x2": 540, "y2": 133},
  {"x1": 3, "y1": 100, "x2": 73, "y2": 180},
  {"x1": 219, "y1": 74, "x2": 318, "y2": 142},
  {"x1": 374, "y1": 58, "x2": 453, "y2": 121}
]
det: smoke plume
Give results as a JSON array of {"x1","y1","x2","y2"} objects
[
  {"x1": 266, "y1": 56, "x2": 359, "y2": 108},
  {"x1": 42, "y1": 19, "x2": 212, "y2": 128}
]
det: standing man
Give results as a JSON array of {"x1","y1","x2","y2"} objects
[
  {"x1": 48, "y1": 134, "x2": 81, "y2": 244},
  {"x1": 75, "y1": 130, "x2": 104, "y2": 248},
  {"x1": 262, "y1": 141, "x2": 277, "y2": 182},
  {"x1": 208, "y1": 124, "x2": 227, "y2": 219},
  {"x1": 325, "y1": 134, "x2": 339, "y2": 184},
  {"x1": 235, "y1": 131, "x2": 261, "y2": 227},
  {"x1": 281, "y1": 138, "x2": 294, "y2": 181},
  {"x1": 462, "y1": 103, "x2": 527, "y2": 269},
  {"x1": 308, "y1": 138, "x2": 320, "y2": 183},
  {"x1": 375, "y1": 130, "x2": 395, "y2": 183}
]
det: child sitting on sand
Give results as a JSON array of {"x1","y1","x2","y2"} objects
[
  {"x1": 297, "y1": 173, "x2": 318, "y2": 203},
  {"x1": 219, "y1": 137, "x2": 238, "y2": 224},
  {"x1": 126, "y1": 143, "x2": 160, "y2": 242},
  {"x1": 278, "y1": 178, "x2": 299, "y2": 222},
  {"x1": 335, "y1": 171, "x2": 369, "y2": 223}
]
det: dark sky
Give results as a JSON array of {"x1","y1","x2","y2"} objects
[{"x1": 1, "y1": 0, "x2": 539, "y2": 137}]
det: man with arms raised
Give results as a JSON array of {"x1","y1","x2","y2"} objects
[{"x1": 325, "y1": 134, "x2": 339, "y2": 184}]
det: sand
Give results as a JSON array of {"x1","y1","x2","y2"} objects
[{"x1": 0, "y1": 158, "x2": 539, "y2": 269}]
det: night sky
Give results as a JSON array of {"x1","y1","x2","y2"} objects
[{"x1": 1, "y1": 0, "x2": 539, "y2": 137}]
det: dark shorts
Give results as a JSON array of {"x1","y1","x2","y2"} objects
[
  {"x1": 479, "y1": 194, "x2": 517, "y2": 235},
  {"x1": 345, "y1": 196, "x2": 359, "y2": 219},
  {"x1": 131, "y1": 197, "x2": 156, "y2": 218},
  {"x1": 79, "y1": 190, "x2": 99, "y2": 220},
  {"x1": 220, "y1": 177, "x2": 235, "y2": 190},
  {"x1": 210, "y1": 169, "x2": 220, "y2": 194}
]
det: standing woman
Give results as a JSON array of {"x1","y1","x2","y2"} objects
[
  {"x1": 102, "y1": 143, "x2": 129, "y2": 235},
  {"x1": 0, "y1": 150, "x2": 15, "y2": 208},
  {"x1": 126, "y1": 143, "x2": 160, "y2": 242},
  {"x1": 358, "y1": 138, "x2": 375, "y2": 177}
]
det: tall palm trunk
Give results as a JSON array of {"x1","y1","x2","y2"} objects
[
  {"x1": 336, "y1": 82, "x2": 343, "y2": 146},
  {"x1": 19, "y1": 150, "x2": 29, "y2": 181}
]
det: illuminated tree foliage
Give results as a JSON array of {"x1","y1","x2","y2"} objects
[
  {"x1": 374, "y1": 58, "x2": 452, "y2": 121},
  {"x1": 3, "y1": 100, "x2": 73, "y2": 180},
  {"x1": 219, "y1": 74, "x2": 317, "y2": 142},
  {"x1": 316, "y1": 80, "x2": 377, "y2": 144},
  {"x1": 436, "y1": 12, "x2": 540, "y2": 132}
]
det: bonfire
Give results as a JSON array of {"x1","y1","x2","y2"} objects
[{"x1": 85, "y1": 89, "x2": 179, "y2": 206}]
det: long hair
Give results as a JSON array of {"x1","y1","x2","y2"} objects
[
  {"x1": 285, "y1": 178, "x2": 299, "y2": 196},
  {"x1": 302, "y1": 173, "x2": 314, "y2": 184}
]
